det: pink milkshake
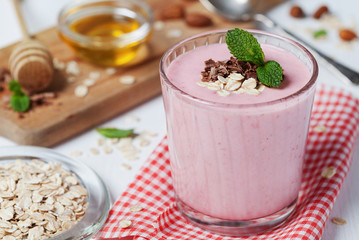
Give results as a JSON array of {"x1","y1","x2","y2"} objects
[{"x1": 160, "y1": 30, "x2": 318, "y2": 235}]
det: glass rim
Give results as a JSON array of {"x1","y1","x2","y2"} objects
[
  {"x1": 58, "y1": 0, "x2": 154, "y2": 47},
  {"x1": 159, "y1": 29, "x2": 319, "y2": 109}
]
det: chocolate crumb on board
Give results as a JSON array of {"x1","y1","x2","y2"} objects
[
  {"x1": 30, "y1": 92, "x2": 57, "y2": 107},
  {"x1": 201, "y1": 57, "x2": 258, "y2": 82}
]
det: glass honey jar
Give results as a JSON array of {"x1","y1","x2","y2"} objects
[{"x1": 58, "y1": 0, "x2": 154, "y2": 67}]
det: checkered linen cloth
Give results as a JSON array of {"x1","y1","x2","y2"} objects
[{"x1": 96, "y1": 85, "x2": 359, "y2": 240}]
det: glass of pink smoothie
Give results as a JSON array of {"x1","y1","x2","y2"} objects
[{"x1": 159, "y1": 30, "x2": 318, "y2": 236}]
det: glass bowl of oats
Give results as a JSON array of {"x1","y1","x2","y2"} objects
[{"x1": 0, "y1": 146, "x2": 110, "y2": 239}]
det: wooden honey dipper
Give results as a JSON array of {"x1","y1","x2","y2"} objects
[{"x1": 9, "y1": 0, "x2": 54, "y2": 93}]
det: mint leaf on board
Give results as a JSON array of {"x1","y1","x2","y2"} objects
[
  {"x1": 8, "y1": 80, "x2": 30, "y2": 112},
  {"x1": 313, "y1": 29, "x2": 327, "y2": 39},
  {"x1": 225, "y1": 28, "x2": 265, "y2": 66},
  {"x1": 256, "y1": 61, "x2": 283, "y2": 88},
  {"x1": 96, "y1": 128, "x2": 134, "y2": 138},
  {"x1": 10, "y1": 93, "x2": 30, "y2": 113},
  {"x1": 9, "y1": 80, "x2": 22, "y2": 94}
]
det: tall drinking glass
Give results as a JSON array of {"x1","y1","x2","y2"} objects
[{"x1": 159, "y1": 30, "x2": 318, "y2": 236}]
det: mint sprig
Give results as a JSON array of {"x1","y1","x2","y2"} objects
[
  {"x1": 9, "y1": 80, "x2": 30, "y2": 112},
  {"x1": 225, "y1": 29, "x2": 283, "y2": 88},
  {"x1": 96, "y1": 128, "x2": 134, "y2": 138},
  {"x1": 226, "y1": 28, "x2": 265, "y2": 66},
  {"x1": 257, "y1": 61, "x2": 283, "y2": 88}
]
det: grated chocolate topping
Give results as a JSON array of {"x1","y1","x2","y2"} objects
[{"x1": 201, "y1": 57, "x2": 258, "y2": 82}]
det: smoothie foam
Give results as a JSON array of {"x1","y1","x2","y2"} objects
[{"x1": 163, "y1": 42, "x2": 315, "y2": 220}]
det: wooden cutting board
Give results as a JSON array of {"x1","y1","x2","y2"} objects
[{"x1": 0, "y1": 1, "x2": 252, "y2": 147}]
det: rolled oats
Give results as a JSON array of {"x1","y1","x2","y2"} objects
[
  {"x1": 74, "y1": 85, "x2": 88, "y2": 98},
  {"x1": 129, "y1": 205, "x2": 143, "y2": 212},
  {"x1": 314, "y1": 124, "x2": 327, "y2": 133},
  {"x1": 119, "y1": 219, "x2": 132, "y2": 228},
  {"x1": 120, "y1": 163, "x2": 132, "y2": 171},
  {"x1": 0, "y1": 160, "x2": 88, "y2": 239},
  {"x1": 119, "y1": 75, "x2": 136, "y2": 85},
  {"x1": 321, "y1": 166, "x2": 336, "y2": 179},
  {"x1": 331, "y1": 217, "x2": 346, "y2": 225}
]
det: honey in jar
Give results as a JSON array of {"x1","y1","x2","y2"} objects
[{"x1": 58, "y1": 0, "x2": 153, "y2": 67}]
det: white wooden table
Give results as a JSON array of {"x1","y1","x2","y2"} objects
[{"x1": 0, "y1": 0, "x2": 358, "y2": 239}]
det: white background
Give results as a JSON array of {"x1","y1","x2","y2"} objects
[{"x1": 0, "y1": 0, "x2": 358, "y2": 239}]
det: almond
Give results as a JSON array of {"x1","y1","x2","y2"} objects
[
  {"x1": 339, "y1": 29, "x2": 357, "y2": 41},
  {"x1": 290, "y1": 6, "x2": 304, "y2": 18},
  {"x1": 313, "y1": 5, "x2": 329, "y2": 19},
  {"x1": 185, "y1": 13, "x2": 213, "y2": 27},
  {"x1": 160, "y1": 5, "x2": 185, "y2": 20}
]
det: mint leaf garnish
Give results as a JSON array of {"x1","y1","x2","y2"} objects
[
  {"x1": 8, "y1": 80, "x2": 30, "y2": 112},
  {"x1": 226, "y1": 28, "x2": 265, "y2": 66},
  {"x1": 10, "y1": 93, "x2": 30, "y2": 113},
  {"x1": 9, "y1": 80, "x2": 22, "y2": 94},
  {"x1": 225, "y1": 29, "x2": 284, "y2": 88},
  {"x1": 96, "y1": 128, "x2": 134, "y2": 138},
  {"x1": 256, "y1": 61, "x2": 283, "y2": 88},
  {"x1": 313, "y1": 29, "x2": 327, "y2": 39}
]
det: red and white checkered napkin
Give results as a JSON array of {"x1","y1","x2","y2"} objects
[{"x1": 96, "y1": 85, "x2": 359, "y2": 240}]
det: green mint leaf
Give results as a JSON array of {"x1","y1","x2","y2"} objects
[
  {"x1": 9, "y1": 80, "x2": 22, "y2": 94},
  {"x1": 225, "y1": 28, "x2": 265, "y2": 66},
  {"x1": 10, "y1": 93, "x2": 30, "y2": 112},
  {"x1": 256, "y1": 61, "x2": 283, "y2": 88},
  {"x1": 313, "y1": 29, "x2": 327, "y2": 39},
  {"x1": 96, "y1": 128, "x2": 134, "y2": 138}
]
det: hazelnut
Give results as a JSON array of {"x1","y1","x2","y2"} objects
[{"x1": 290, "y1": 5, "x2": 305, "y2": 18}]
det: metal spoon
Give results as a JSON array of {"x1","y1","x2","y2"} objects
[{"x1": 200, "y1": 0, "x2": 359, "y2": 85}]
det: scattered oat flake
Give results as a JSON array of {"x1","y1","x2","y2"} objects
[
  {"x1": 125, "y1": 114, "x2": 141, "y2": 123},
  {"x1": 130, "y1": 205, "x2": 143, "y2": 212},
  {"x1": 66, "y1": 61, "x2": 80, "y2": 75},
  {"x1": 98, "y1": 138, "x2": 105, "y2": 146},
  {"x1": 331, "y1": 217, "x2": 346, "y2": 225},
  {"x1": 314, "y1": 124, "x2": 327, "y2": 133},
  {"x1": 123, "y1": 153, "x2": 139, "y2": 161},
  {"x1": 139, "y1": 138, "x2": 150, "y2": 147},
  {"x1": 106, "y1": 68, "x2": 117, "y2": 75},
  {"x1": 154, "y1": 21, "x2": 165, "y2": 30},
  {"x1": 217, "y1": 89, "x2": 230, "y2": 96},
  {"x1": 166, "y1": 29, "x2": 182, "y2": 38},
  {"x1": 74, "y1": 85, "x2": 88, "y2": 98},
  {"x1": 70, "y1": 151, "x2": 83, "y2": 157},
  {"x1": 83, "y1": 78, "x2": 96, "y2": 86},
  {"x1": 103, "y1": 145, "x2": 113, "y2": 154},
  {"x1": 119, "y1": 220, "x2": 132, "y2": 228},
  {"x1": 110, "y1": 138, "x2": 119, "y2": 144},
  {"x1": 121, "y1": 163, "x2": 132, "y2": 171},
  {"x1": 119, "y1": 75, "x2": 136, "y2": 85},
  {"x1": 258, "y1": 84, "x2": 266, "y2": 92},
  {"x1": 141, "y1": 130, "x2": 158, "y2": 137},
  {"x1": 321, "y1": 166, "x2": 336, "y2": 179},
  {"x1": 67, "y1": 76, "x2": 76, "y2": 83},
  {"x1": 89, "y1": 71, "x2": 100, "y2": 80},
  {"x1": 53, "y1": 58, "x2": 65, "y2": 70},
  {"x1": 152, "y1": 221, "x2": 159, "y2": 229},
  {"x1": 90, "y1": 148, "x2": 100, "y2": 155}
]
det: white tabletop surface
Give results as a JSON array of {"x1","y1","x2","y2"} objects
[{"x1": 0, "y1": 0, "x2": 358, "y2": 239}]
